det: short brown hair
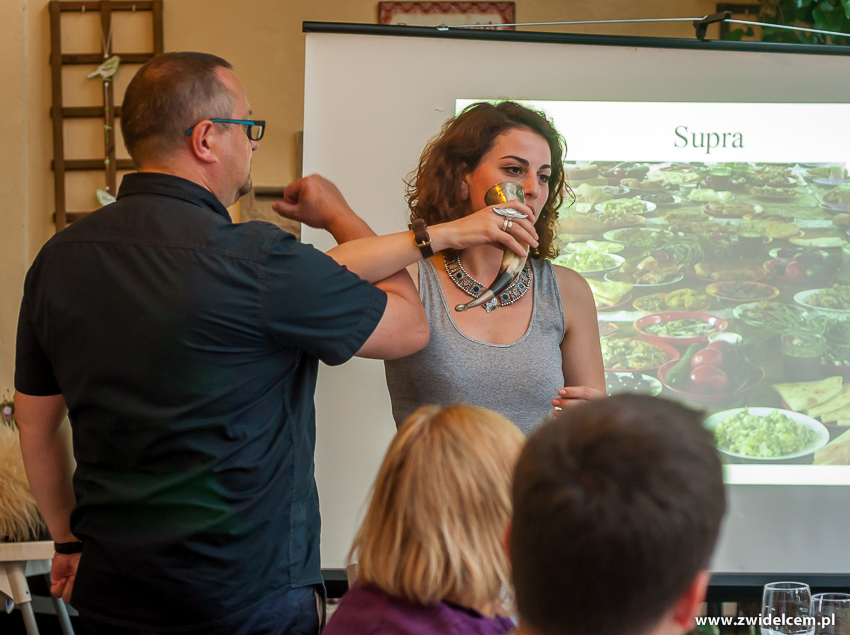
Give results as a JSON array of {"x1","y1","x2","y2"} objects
[
  {"x1": 511, "y1": 395, "x2": 726, "y2": 635},
  {"x1": 120, "y1": 52, "x2": 235, "y2": 164},
  {"x1": 405, "y1": 101, "x2": 569, "y2": 260},
  {"x1": 350, "y1": 405, "x2": 525, "y2": 614}
]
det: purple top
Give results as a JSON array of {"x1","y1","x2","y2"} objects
[{"x1": 324, "y1": 584, "x2": 515, "y2": 635}]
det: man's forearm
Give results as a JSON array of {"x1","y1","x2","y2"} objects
[{"x1": 16, "y1": 394, "x2": 77, "y2": 543}]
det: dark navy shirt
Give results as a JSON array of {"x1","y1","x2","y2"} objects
[{"x1": 15, "y1": 172, "x2": 387, "y2": 630}]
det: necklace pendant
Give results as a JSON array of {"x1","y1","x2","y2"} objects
[{"x1": 444, "y1": 253, "x2": 531, "y2": 314}]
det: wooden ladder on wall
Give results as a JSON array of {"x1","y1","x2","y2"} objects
[{"x1": 49, "y1": 0, "x2": 163, "y2": 230}]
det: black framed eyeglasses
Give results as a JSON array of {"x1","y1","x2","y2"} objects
[{"x1": 185, "y1": 119, "x2": 265, "y2": 141}]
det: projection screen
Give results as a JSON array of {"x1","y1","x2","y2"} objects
[{"x1": 300, "y1": 23, "x2": 850, "y2": 585}]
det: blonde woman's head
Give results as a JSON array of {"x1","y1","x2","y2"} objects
[{"x1": 349, "y1": 404, "x2": 525, "y2": 614}]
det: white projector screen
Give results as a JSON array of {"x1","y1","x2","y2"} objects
[{"x1": 301, "y1": 24, "x2": 850, "y2": 581}]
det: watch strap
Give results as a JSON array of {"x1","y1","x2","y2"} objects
[
  {"x1": 409, "y1": 218, "x2": 434, "y2": 259},
  {"x1": 54, "y1": 540, "x2": 84, "y2": 554}
]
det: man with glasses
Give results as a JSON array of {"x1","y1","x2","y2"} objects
[{"x1": 13, "y1": 52, "x2": 430, "y2": 634}]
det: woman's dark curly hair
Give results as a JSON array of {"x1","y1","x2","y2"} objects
[{"x1": 406, "y1": 101, "x2": 570, "y2": 260}]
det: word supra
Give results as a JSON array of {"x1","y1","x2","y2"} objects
[{"x1": 674, "y1": 126, "x2": 743, "y2": 154}]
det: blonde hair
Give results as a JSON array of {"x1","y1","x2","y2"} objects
[
  {"x1": 349, "y1": 404, "x2": 525, "y2": 614},
  {"x1": 0, "y1": 425, "x2": 46, "y2": 541}
]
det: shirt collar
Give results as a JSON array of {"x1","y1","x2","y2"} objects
[{"x1": 117, "y1": 172, "x2": 233, "y2": 222}]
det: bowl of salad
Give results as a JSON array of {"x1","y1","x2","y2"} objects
[
  {"x1": 633, "y1": 311, "x2": 728, "y2": 347},
  {"x1": 552, "y1": 252, "x2": 625, "y2": 276},
  {"x1": 601, "y1": 337, "x2": 680, "y2": 372},
  {"x1": 704, "y1": 407, "x2": 829, "y2": 460}
]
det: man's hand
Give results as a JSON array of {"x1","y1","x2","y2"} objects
[
  {"x1": 51, "y1": 552, "x2": 80, "y2": 604},
  {"x1": 272, "y1": 174, "x2": 354, "y2": 231},
  {"x1": 552, "y1": 386, "x2": 605, "y2": 412}
]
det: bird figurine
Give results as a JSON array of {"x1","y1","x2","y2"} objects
[
  {"x1": 96, "y1": 188, "x2": 116, "y2": 207},
  {"x1": 87, "y1": 55, "x2": 121, "y2": 82}
]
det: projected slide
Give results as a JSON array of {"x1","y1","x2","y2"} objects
[{"x1": 458, "y1": 100, "x2": 850, "y2": 484}]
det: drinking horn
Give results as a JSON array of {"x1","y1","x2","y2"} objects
[{"x1": 455, "y1": 182, "x2": 529, "y2": 312}]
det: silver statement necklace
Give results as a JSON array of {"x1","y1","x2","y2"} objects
[{"x1": 444, "y1": 253, "x2": 532, "y2": 313}]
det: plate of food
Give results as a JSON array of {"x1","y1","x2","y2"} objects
[
  {"x1": 690, "y1": 262, "x2": 768, "y2": 283},
  {"x1": 594, "y1": 199, "x2": 657, "y2": 216},
  {"x1": 602, "y1": 227, "x2": 673, "y2": 246},
  {"x1": 773, "y1": 376, "x2": 850, "y2": 424},
  {"x1": 821, "y1": 202, "x2": 850, "y2": 213},
  {"x1": 747, "y1": 165, "x2": 796, "y2": 184},
  {"x1": 735, "y1": 220, "x2": 801, "y2": 240},
  {"x1": 588, "y1": 211, "x2": 646, "y2": 229},
  {"x1": 644, "y1": 171, "x2": 702, "y2": 188},
  {"x1": 750, "y1": 186, "x2": 802, "y2": 202},
  {"x1": 620, "y1": 178, "x2": 666, "y2": 193},
  {"x1": 666, "y1": 222, "x2": 729, "y2": 238},
  {"x1": 634, "y1": 311, "x2": 728, "y2": 347},
  {"x1": 601, "y1": 337, "x2": 680, "y2": 372},
  {"x1": 595, "y1": 292, "x2": 632, "y2": 311},
  {"x1": 688, "y1": 188, "x2": 735, "y2": 203},
  {"x1": 821, "y1": 185, "x2": 850, "y2": 211},
  {"x1": 662, "y1": 210, "x2": 712, "y2": 224},
  {"x1": 572, "y1": 183, "x2": 614, "y2": 205},
  {"x1": 705, "y1": 407, "x2": 829, "y2": 460},
  {"x1": 586, "y1": 279, "x2": 634, "y2": 311},
  {"x1": 634, "y1": 192, "x2": 681, "y2": 207},
  {"x1": 749, "y1": 175, "x2": 800, "y2": 189},
  {"x1": 733, "y1": 301, "x2": 808, "y2": 330},
  {"x1": 768, "y1": 246, "x2": 830, "y2": 259},
  {"x1": 794, "y1": 285, "x2": 850, "y2": 315},
  {"x1": 562, "y1": 240, "x2": 625, "y2": 254},
  {"x1": 764, "y1": 251, "x2": 840, "y2": 286},
  {"x1": 632, "y1": 289, "x2": 712, "y2": 313},
  {"x1": 600, "y1": 185, "x2": 632, "y2": 198},
  {"x1": 706, "y1": 281, "x2": 781, "y2": 303},
  {"x1": 703, "y1": 201, "x2": 762, "y2": 218},
  {"x1": 788, "y1": 235, "x2": 847, "y2": 249},
  {"x1": 606, "y1": 270, "x2": 684, "y2": 288},
  {"x1": 657, "y1": 359, "x2": 764, "y2": 406},
  {"x1": 552, "y1": 252, "x2": 625, "y2": 275},
  {"x1": 803, "y1": 165, "x2": 833, "y2": 181},
  {"x1": 605, "y1": 371, "x2": 663, "y2": 397},
  {"x1": 813, "y1": 178, "x2": 850, "y2": 187},
  {"x1": 815, "y1": 429, "x2": 850, "y2": 464}
]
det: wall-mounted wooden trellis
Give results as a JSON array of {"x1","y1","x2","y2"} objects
[{"x1": 49, "y1": 0, "x2": 163, "y2": 230}]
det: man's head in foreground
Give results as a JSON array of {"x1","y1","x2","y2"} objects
[
  {"x1": 510, "y1": 394, "x2": 726, "y2": 635},
  {"x1": 120, "y1": 51, "x2": 257, "y2": 207}
]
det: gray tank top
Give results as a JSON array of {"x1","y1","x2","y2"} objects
[{"x1": 385, "y1": 258, "x2": 566, "y2": 435}]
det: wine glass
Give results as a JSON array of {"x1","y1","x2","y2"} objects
[
  {"x1": 813, "y1": 593, "x2": 850, "y2": 635},
  {"x1": 762, "y1": 582, "x2": 814, "y2": 635}
]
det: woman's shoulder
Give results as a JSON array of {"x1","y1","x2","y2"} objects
[
  {"x1": 322, "y1": 585, "x2": 392, "y2": 635},
  {"x1": 324, "y1": 585, "x2": 514, "y2": 635},
  {"x1": 548, "y1": 260, "x2": 593, "y2": 300},
  {"x1": 324, "y1": 585, "x2": 438, "y2": 635},
  {"x1": 547, "y1": 259, "x2": 588, "y2": 287}
]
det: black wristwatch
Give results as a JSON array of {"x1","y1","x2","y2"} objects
[
  {"x1": 54, "y1": 540, "x2": 84, "y2": 554},
  {"x1": 409, "y1": 218, "x2": 434, "y2": 259}
]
